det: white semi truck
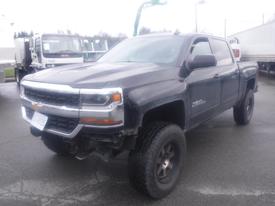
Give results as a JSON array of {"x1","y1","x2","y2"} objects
[
  {"x1": 229, "y1": 20, "x2": 275, "y2": 74},
  {"x1": 14, "y1": 33, "x2": 84, "y2": 83}
]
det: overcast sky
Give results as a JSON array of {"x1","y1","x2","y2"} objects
[{"x1": 1, "y1": 0, "x2": 275, "y2": 47}]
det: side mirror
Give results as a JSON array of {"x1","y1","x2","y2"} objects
[{"x1": 189, "y1": 55, "x2": 217, "y2": 70}]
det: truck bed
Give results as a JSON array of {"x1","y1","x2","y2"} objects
[{"x1": 237, "y1": 61, "x2": 258, "y2": 70}]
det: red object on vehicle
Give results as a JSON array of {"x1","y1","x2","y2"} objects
[{"x1": 233, "y1": 49, "x2": 240, "y2": 58}]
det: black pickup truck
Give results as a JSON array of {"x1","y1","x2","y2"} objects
[{"x1": 20, "y1": 33, "x2": 258, "y2": 199}]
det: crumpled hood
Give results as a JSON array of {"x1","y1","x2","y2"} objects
[{"x1": 23, "y1": 62, "x2": 179, "y2": 89}]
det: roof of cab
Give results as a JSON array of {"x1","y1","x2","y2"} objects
[{"x1": 135, "y1": 32, "x2": 226, "y2": 41}]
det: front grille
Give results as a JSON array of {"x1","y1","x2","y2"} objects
[
  {"x1": 24, "y1": 87, "x2": 79, "y2": 107},
  {"x1": 46, "y1": 115, "x2": 79, "y2": 134},
  {"x1": 25, "y1": 107, "x2": 79, "y2": 134}
]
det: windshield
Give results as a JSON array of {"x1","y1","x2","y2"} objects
[
  {"x1": 82, "y1": 39, "x2": 108, "y2": 52},
  {"x1": 42, "y1": 35, "x2": 81, "y2": 54},
  {"x1": 98, "y1": 36, "x2": 184, "y2": 66}
]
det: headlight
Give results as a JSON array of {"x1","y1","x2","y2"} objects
[
  {"x1": 79, "y1": 88, "x2": 124, "y2": 126},
  {"x1": 80, "y1": 88, "x2": 123, "y2": 106},
  {"x1": 81, "y1": 94, "x2": 111, "y2": 105}
]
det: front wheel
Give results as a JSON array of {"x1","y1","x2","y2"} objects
[
  {"x1": 128, "y1": 122, "x2": 186, "y2": 199},
  {"x1": 233, "y1": 89, "x2": 255, "y2": 125}
]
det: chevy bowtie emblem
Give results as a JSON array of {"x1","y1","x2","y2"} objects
[{"x1": 32, "y1": 102, "x2": 43, "y2": 110}]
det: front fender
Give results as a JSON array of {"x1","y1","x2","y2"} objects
[{"x1": 124, "y1": 79, "x2": 188, "y2": 131}]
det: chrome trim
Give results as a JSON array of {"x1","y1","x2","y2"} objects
[
  {"x1": 21, "y1": 106, "x2": 82, "y2": 138},
  {"x1": 21, "y1": 81, "x2": 80, "y2": 94},
  {"x1": 20, "y1": 81, "x2": 125, "y2": 138},
  {"x1": 80, "y1": 87, "x2": 123, "y2": 96},
  {"x1": 21, "y1": 96, "x2": 79, "y2": 118},
  {"x1": 81, "y1": 122, "x2": 124, "y2": 129},
  {"x1": 21, "y1": 105, "x2": 123, "y2": 138},
  {"x1": 47, "y1": 125, "x2": 83, "y2": 138}
]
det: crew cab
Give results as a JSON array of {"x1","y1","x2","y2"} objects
[{"x1": 20, "y1": 33, "x2": 258, "y2": 199}]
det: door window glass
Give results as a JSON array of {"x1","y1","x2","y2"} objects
[
  {"x1": 190, "y1": 40, "x2": 212, "y2": 58},
  {"x1": 212, "y1": 39, "x2": 233, "y2": 66}
]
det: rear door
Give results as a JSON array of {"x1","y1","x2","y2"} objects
[
  {"x1": 185, "y1": 37, "x2": 221, "y2": 126},
  {"x1": 210, "y1": 38, "x2": 239, "y2": 108}
]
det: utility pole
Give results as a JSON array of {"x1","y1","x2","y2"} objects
[
  {"x1": 133, "y1": 0, "x2": 167, "y2": 36},
  {"x1": 195, "y1": 0, "x2": 206, "y2": 33},
  {"x1": 195, "y1": 3, "x2": 198, "y2": 32},
  {"x1": 224, "y1": 18, "x2": 227, "y2": 39},
  {"x1": 133, "y1": 2, "x2": 150, "y2": 37}
]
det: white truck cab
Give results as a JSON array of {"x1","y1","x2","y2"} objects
[
  {"x1": 30, "y1": 33, "x2": 83, "y2": 70},
  {"x1": 15, "y1": 33, "x2": 84, "y2": 83}
]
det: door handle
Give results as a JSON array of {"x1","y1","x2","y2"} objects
[{"x1": 213, "y1": 73, "x2": 220, "y2": 78}]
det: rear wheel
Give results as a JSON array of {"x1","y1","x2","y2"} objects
[
  {"x1": 233, "y1": 89, "x2": 254, "y2": 125},
  {"x1": 42, "y1": 133, "x2": 76, "y2": 156},
  {"x1": 128, "y1": 122, "x2": 186, "y2": 199}
]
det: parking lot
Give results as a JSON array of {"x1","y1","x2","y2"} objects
[{"x1": 0, "y1": 74, "x2": 274, "y2": 206}]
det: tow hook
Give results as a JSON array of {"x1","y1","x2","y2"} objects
[
  {"x1": 75, "y1": 149, "x2": 95, "y2": 160},
  {"x1": 75, "y1": 148, "x2": 113, "y2": 162}
]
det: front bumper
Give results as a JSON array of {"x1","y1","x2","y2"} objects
[
  {"x1": 21, "y1": 106, "x2": 83, "y2": 138},
  {"x1": 20, "y1": 82, "x2": 124, "y2": 139}
]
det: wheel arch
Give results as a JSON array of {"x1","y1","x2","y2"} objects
[{"x1": 141, "y1": 100, "x2": 186, "y2": 130}]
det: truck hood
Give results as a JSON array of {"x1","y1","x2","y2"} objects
[{"x1": 23, "y1": 62, "x2": 180, "y2": 89}]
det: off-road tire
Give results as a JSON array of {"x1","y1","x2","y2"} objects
[
  {"x1": 128, "y1": 122, "x2": 186, "y2": 199},
  {"x1": 233, "y1": 89, "x2": 254, "y2": 125}
]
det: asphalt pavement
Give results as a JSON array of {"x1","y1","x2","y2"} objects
[{"x1": 0, "y1": 74, "x2": 275, "y2": 206}]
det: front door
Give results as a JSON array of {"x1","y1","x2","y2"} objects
[{"x1": 185, "y1": 37, "x2": 221, "y2": 127}]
